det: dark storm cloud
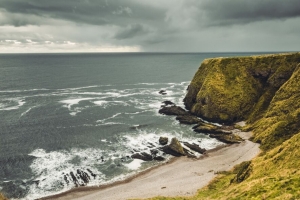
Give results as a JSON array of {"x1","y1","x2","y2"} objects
[
  {"x1": 201, "y1": 0, "x2": 300, "y2": 26},
  {"x1": 0, "y1": 0, "x2": 165, "y2": 26},
  {"x1": 114, "y1": 24, "x2": 147, "y2": 39},
  {"x1": 0, "y1": 0, "x2": 300, "y2": 52}
]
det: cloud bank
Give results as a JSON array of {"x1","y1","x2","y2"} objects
[{"x1": 0, "y1": 0, "x2": 299, "y2": 52}]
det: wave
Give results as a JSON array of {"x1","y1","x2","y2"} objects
[
  {"x1": 0, "y1": 88, "x2": 50, "y2": 93},
  {"x1": 0, "y1": 99, "x2": 25, "y2": 111},
  {"x1": 24, "y1": 128, "x2": 222, "y2": 199},
  {"x1": 26, "y1": 148, "x2": 106, "y2": 200}
]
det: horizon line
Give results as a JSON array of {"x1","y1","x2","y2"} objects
[{"x1": 0, "y1": 50, "x2": 298, "y2": 55}]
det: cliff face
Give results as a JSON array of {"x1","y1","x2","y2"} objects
[
  {"x1": 182, "y1": 53, "x2": 300, "y2": 199},
  {"x1": 184, "y1": 53, "x2": 300, "y2": 124},
  {"x1": 147, "y1": 53, "x2": 300, "y2": 200}
]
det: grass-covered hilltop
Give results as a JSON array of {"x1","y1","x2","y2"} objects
[{"x1": 147, "y1": 52, "x2": 300, "y2": 199}]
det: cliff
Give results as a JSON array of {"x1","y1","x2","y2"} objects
[
  {"x1": 184, "y1": 53, "x2": 300, "y2": 124},
  {"x1": 184, "y1": 53, "x2": 300, "y2": 151},
  {"x1": 149, "y1": 52, "x2": 300, "y2": 199}
]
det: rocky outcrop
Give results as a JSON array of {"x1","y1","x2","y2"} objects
[
  {"x1": 160, "y1": 137, "x2": 186, "y2": 157},
  {"x1": 169, "y1": 138, "x2": 185, "y2": 155},
  {"x1": 162, "y1": 100, "x2": 175, "y2": 106},
  {"x1": 184, "y1": 53, "x2": 300, "y2": 124},
  {"x1": 131, "y1": 152, "x2": 153, "y2": 161},
  {"x1": 159, "y1": 137, "x2": 168, "y2": 145},
  {"x1": 183, "y1": 142, "x2": 206, "y2": 154},
  {"x1": 176, "y1": 115, "x2": 202, "y2": 124},
  {"x1": 193, "y1": 122, "x2": 232, "y2": 135},
  {"x1": 209, "y1": 133, "x2": 244, "y2": 144},
  {"x1": 158, "y1": 105, "x2": 188, "y2": 116},
  {"x1": 159, "y1": 90, "x2": 167, "y2": 95}
]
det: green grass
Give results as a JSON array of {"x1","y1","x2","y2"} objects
[{"x1": 140, "y1": 53, "x2": 300, "y2": 200}]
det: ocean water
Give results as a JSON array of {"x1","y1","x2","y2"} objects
[{"x1": 0, "y1": 52, "x2": 264, "y2": 199}]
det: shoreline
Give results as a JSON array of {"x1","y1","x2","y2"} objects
[{"x1": 42, "y1": 130, "x2": 260, "y2": 200}]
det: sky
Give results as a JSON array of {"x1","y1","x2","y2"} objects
[{"x1": 0, "y1": 0, "x2": 300, "y2": 53}]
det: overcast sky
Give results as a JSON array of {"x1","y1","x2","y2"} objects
[{"x1": 0, "y1": 0, "x2": 300, "y2": 53}]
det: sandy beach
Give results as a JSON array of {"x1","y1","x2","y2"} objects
[{"x1": 43, "y1": 130, "x2": 260, "y2": 200}]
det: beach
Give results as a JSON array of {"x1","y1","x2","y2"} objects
[{"x1": 44, "y1": 130, "x2": 260, "y2": 200}]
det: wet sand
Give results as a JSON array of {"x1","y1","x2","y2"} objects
[{"x1": 43, "y1": 130, "x2": 260, "y2": 200}]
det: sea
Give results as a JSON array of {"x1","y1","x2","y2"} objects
[{"x1": 0, "y1": 52, "x2": 265, "y2": 199}]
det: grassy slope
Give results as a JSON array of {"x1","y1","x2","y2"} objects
[
  {"x1": 145, "y1": 53, "x2": 300, "y2": 200},
  {"x1": 184, "y1": 53, "x2": 300, "y2": 123},
  {"x1": 145, "y1": 132, "x2": 300, "y2": 199}
]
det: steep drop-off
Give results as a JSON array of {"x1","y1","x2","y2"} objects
[
  {"x1": 147, "y1": 53, "x2": 300, "y2": 200},
  {"x1": 184, "y1": 53, "x2": 300, "y2": 124}
]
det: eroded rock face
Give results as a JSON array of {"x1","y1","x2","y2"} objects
[{"x1": 183, "y1": 53, "x2": 300, "y2": 123}]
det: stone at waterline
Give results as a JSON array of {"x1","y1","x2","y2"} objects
[
  {"x1": 176, "y1": 115, "x2": 202, "y2": 124},
  {"x1": 193, "y1": 122, "x2": 232, "y2": 135},
  {"x1": 160, "y1": 146, "x2": 183, "y2": 157},
  {"x1": 131, "y1": 152, "x2": 153, "y2": 161},
  {"x1": 183, "y1": 147, "x2": 197, "y2": 158},
  {"x1": 87, "y1": 168, "x2": 96, "y2": 179},
  {"x1": 159, "y1": 90, "x2": 167, "y2": 95},
  {"x1": 209, "y1": 134, "x2": 244, "y2": 144},
  {"x1": 150, "y1": 149, "x2": 159, "y2": 156},
  {"x1": 159, "y1": 137, "x2": 168, "y2": 145},
  {"x1": 162, "y1": 100, "x2": 175, "y2": 106},
  {"x1": 153, "y1": 156, "x2": 165, "y2": 161},
  {"x1": 77, "y1": 169, "x2": 90, "y2": 184},
  {"x1": 169, "y1": 137, "x2": 185, "y2": 155},
  {"x1": 159, "y1": 105, "x2": 188, "y2": 116},
  {"x1": 70, "y1": 172, "x2": 80, "y2": 187},
  {"x1": 183, "y1": 142, "x2": 206, "y2": 154}
]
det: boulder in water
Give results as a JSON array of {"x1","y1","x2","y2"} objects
[
  {"x1": 159, "y1": 106, "x2": 188, "y2": 116},
  {"x1": 131, "y1": 152, "x2": 153, "y2": 161},
  {"x1": 159, "y1": 137, "x2": 168, "y2": 145}
]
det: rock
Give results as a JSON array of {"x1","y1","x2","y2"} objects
[
  {"x1": 77, "y1": 169, "x2": 90, "y2": 184},
  {"x1": 209, "y1": 134, "x2": 244, "y2": 144},
  {"x1": 153, "y1": 156, "x2": 165, "y2": 161},
  {"x1": 159, "y1": 105, "x2": 188, "y2": 116},
  {"x1": 176, "y1": 115, "x2": 202, "y2": 124},
  {"x1": 193, "y1": 122, "x2": 232, "y2": 134},
  {"x1": 183, "y1": 147, "x2": 196, "y2": 158},
  {"x1": 183, "y1": 142, "x2": 206, "y2": 154},
  {"x1": 87, "y1": 169, "x2": 96, "y2": 179},
  {"x1": 162, "y1": 100, "x2": 175, "y2": 106},
  {"x1": 150, "y1": 149, "x2": 159, "y2": 156},
  {"x1": 131, "y1": 152, "x2": 153, "y2": 161},
  {"x1": 70, "y1": 172, "x2": 79, "y2": 187},
  {"x1": 159, "y1": 146, "x2": 183, "y2": 157},
  {"x1": 168, "y1": 137, "x2": 185, "y2": 155},
  {"x1": 147, "y1": 142, "x2": 156, "y2": 148},
  {"x1": 159, "y1": 137, "x2": 168, "y2": 145},
  {"x1": 159, "y1": 90, "x2": 167, "y2": 95}
]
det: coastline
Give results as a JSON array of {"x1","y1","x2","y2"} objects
[{"x1": 42, "y1": 130, "x2": 260, "y2": 200}]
